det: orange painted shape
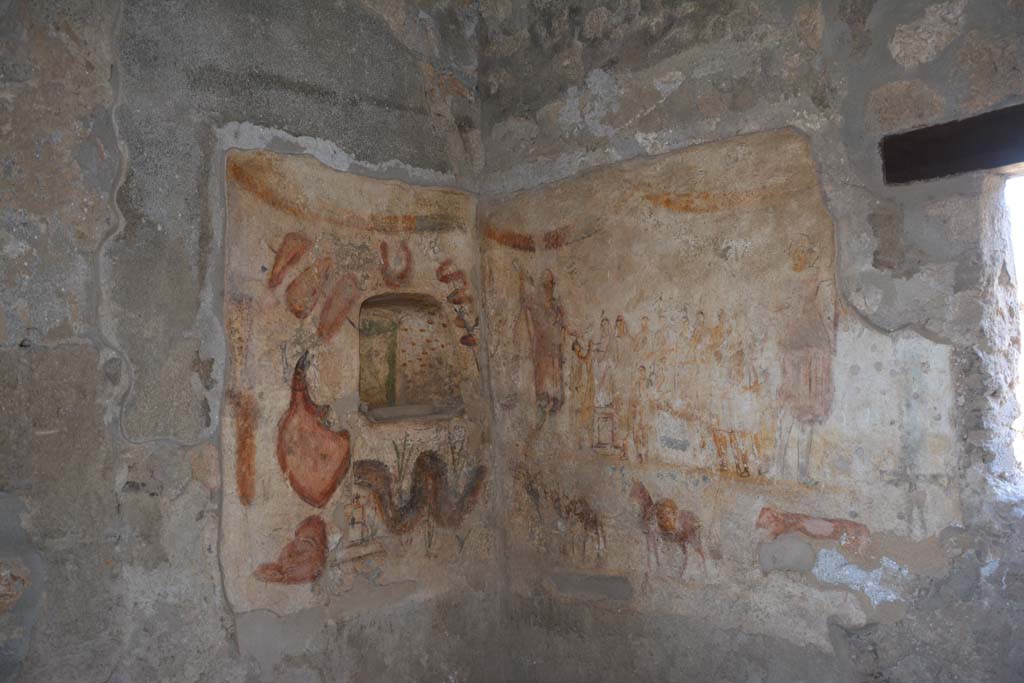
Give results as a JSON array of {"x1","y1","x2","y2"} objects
[
  {"x1": 230, "y1": 390, "x2": 259, "y2": 506},
  {"x1": 253, "y1": 515, "x2": 327, "y2": 584},
  {"x1": 755, "y1": 506, "x2": 869, "y2": 552},
  {"x1": 317, "y1": 273, "x2": 359, "y2": 342},
  {"x1": 483, "y1": 225, "x2": 536, "y2": 252},
  {"x1": 268, "y1": 232, "x2": 311, "y2": 288},
  {"x1": 276, "y1": 352, "x2": 351, "y2": 508},
  {"x1": 643, "y1": 183, "x2": 805, "y2": 215},
  {"x1": 542, "y1": 227, "x2": 568, "y2": 249},
  {"x1": 285, "y1": 257, "x2": 333, "y2": 319},
  {"x1": 436, "y1": 259, "x2": 469, "y2": 286},
  {"x1": 229, "y1": 154, "x2": 429, "y2": 235}
]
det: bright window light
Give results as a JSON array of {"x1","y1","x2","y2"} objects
[{"x1": 1007, "y1": 176, "x2": 1024, "y2": 466}]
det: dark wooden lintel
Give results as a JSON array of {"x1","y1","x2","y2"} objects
[{"x1": 881, "y1": 102, "x2": 1024, "y2": 184}]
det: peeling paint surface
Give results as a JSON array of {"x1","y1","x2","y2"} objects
[{"x1": 812, "y1": 549, "x2": 906, "y2": 607}]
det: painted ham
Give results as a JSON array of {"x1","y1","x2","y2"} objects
[{"x1": 276, "y1": 351, "x2": 350, "y2": 508}]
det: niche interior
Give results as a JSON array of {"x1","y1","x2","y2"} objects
[{"x1": 358, "y1": 293, "x2": 461, "y2": 421}]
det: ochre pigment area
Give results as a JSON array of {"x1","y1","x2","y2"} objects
[{"x1": 222, "y1": 150, "x2": 490, "y2": 615}]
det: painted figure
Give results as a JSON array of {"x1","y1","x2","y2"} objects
[
  {"x1": 631, "y1": 481, "x2": 706, "y2": 577},
  {"x1": 592, "y1": 315, "x2": 618, "y2": 448},
  {"x1": 776, "y1": 277, "x2": 836, "y2": 480},
  {"x1": 570, "y1": 338, "x2": 595, "y2": 449},
  {"x1": 519, "y1": 269, "x2": 566, "y2": 414},
  {"x1": 549, "y1": 489, "x2": 606, "y2": 561},
  {"x1": 628, "y1": 364, "x2": 651, "y2": 462}
]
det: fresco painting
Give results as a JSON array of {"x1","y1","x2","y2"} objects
[
  {"x1": 221, "y1": 150, "x2": 489, "y2": 614},
  {"x1": 482, "y1": 130, "x2": 960, "y2": 631},
  {"x1": 482, "y1": 130, "x2": 839, "y2": 478},
  {"x1": 218, "y1": 131, "x2": 960, "y2": 642},
  {"x1": 518, "y1": 269, "x2": 567, "y2": 415}
]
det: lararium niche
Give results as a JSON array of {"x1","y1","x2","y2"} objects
[
  {"x1": 220, "y1": 148, "x2": 488, "y2": 616},
  {"x1": 359, "y1": 292, "x2": 461, "y2": 421}
]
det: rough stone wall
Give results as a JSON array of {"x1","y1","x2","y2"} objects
[
  {"x1": 3, "y1": 0, "x2": 1024, "y2": 681},
  {"x1": 1, "y1": 0, "x2": 498, "y2": 681},
  {"x1": 477, "y1": 0, "x2": 1024, "y2": 680}
]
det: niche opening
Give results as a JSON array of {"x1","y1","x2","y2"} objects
[{"x1": 358, "y1": 293, "x2": 461, "y2": 422}]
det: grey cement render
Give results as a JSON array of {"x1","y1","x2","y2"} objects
[{"x1": 2, "y1": 0, "x2": 1024, "y2": 680}]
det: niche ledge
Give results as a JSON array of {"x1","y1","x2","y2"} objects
[{"x1": 359, "y1": 402, "x2": 464, "y2": 423}]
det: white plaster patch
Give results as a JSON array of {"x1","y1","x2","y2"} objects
[
  {"x1": 556, "y1": 69, "x2": 622, "y2": 140},
  {"x1": 216, "y1": 122, "x2": 458, "y2": 187},
  {"x1": 981, "y1": 559, "x2": 1000, "y2": 578},
  {"x1": 653, "y1": 70, "x2": 684, "y2": 97},
  {"x1": 850, "y1": 279, "x2": 884, "y2": 314},
  {"x1": 888, "y1": 0, "x2": 967, "y2": 68},
  {"x1": 634, "y1": 131, "x2": 668, "y2": 154},
  {"x1": 812, "y1": 548, "x2": 906, "y2": 607},
  {"x1": 988, "y1": 474, "x2": 1024, "y2": 504},
  {"x1": 557, "y1": 87, "x2": 584, "y2": 131},
  {"x1": 582, "y1": 69, "x2": 621, "y2": 139}
]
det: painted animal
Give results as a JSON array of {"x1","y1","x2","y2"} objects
[
  {"x1": 353, "y1": 450, "x2": 487, "y2": 535},
  {"x1": 755, "y1": 506, "x2": 869, "y2": 552},
  {"x1": 276, "y1": 351, "x2": 351, "y2": 507},
  {"x1": 254, "y1": 515, "x2": 327, "y2": 585},
  {"x1": 630, "y1": 481, "x2": 706, "y2": 576},
  {"x1": 548, "y1": 490, "x2": 606, "y2": 560}
]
